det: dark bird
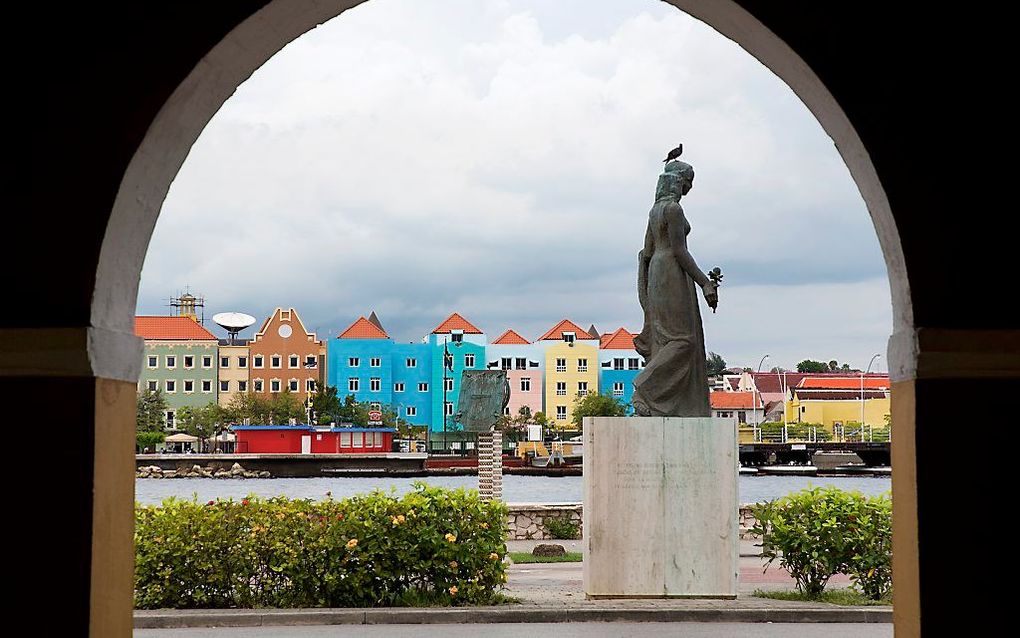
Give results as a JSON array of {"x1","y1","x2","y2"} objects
[{"x1": 663, "y1": 143, "x2": 683, "y2": 162}]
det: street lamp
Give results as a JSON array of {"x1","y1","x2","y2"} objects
[
  {"x1": 755, "y1": 354, "x2": 769, "y2": 439},
  {"x1": 861, "y1": 354, "x2": 882, "y2": 440}
]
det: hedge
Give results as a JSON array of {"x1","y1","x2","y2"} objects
[{"x1": 135, "y1": 483, "x2": 509, "y2": 608}]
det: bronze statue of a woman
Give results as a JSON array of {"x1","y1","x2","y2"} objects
[{"x1": 632, "y1": 160, "x2": 719, "y2": 417}]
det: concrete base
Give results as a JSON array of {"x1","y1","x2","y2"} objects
[{"x1": 583, "y1": 417, "x2": 738, "y2": 599}]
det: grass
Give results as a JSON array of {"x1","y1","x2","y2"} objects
[
  {"x1": 753, "y1": 588, "x2": 892, "y2": 606},
  {"x1": 509, "y1": 551, "x2": 583, "y2": 564}
]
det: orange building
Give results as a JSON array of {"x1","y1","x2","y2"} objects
[{"x1": 249, "y1": 307, "x2": 324, "y2": 402}]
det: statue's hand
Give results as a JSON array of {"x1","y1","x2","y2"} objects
[{"x1": 702, "y1": 281, "x2": 719, "y2": 311}]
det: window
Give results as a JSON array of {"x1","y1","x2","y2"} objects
[
  {"x1": 612, "y1": 382, "x2": 624, "y2": 396},
  {"x1": 613, "y1": 358, "x2": 624, "y2": 371},
  {"x1": 577, "y1": 381, "x2": 588, "y2": 396},
  {"x1": 406, "y1": 406, "x2": 417, "y2": 417},
  {"x1": 166, "y1": 355, "x2": 176, "y2": 369},
  {"x1": 184, "y1": 355, "x2": 194, "y2": 369},
  {"x1": 520, "y1": 377, "x2": 531, "y2": 392},
  {"x1": 464, "y1": 353, "x2": 475, "y2": 368},
  {"x1": 445, "y1": 402, "x2": 454, "y2": 416},
  {"x1": 556, "y1": 381, "x2": 567, "y2": 396},
  {"x1": 147, "y1": 355, "x2": 158, "y2": 368},
  {"x1": 147, "y1": 380, "x2": 158, "y2": 392},
  {"x1": 340, "y1": 432, "x2": 351, "y2": 448},
  {"x1": 238, "y1": 380, "x2": 247, "y2": 392},
  {"x1": 220, "y1": 356, "x2": 229, "y2": 368},
  {"x1": 271, "y1": 355, "x2": 281, "y2": 368},
  {"x1": 270, "y1": 379, "x2": 281, "y2": 393},
  {"x1": 220, "y1": 380, "x2": 229, "y2": 392},
  {"x1": 394, "y1": 382, "x2": 405, "y2": 393},
  {"x1": 501, "y1": 357, "x2": 512, "y2": 371},
  {"x1": 406, "y1": 358, "x2": 417, "y2": 368},
  {"x1": 444, "y1": 378, "x2": 454, "y2": 392},
  {"x1": 202, "y1": 380, "x2": 212, "y2": 393},
  {"x1": 306, "y1": 379, "x2": 316, "y2": 392},
  {"x1": 556, "y1": 405, "x2": 567, "y2": 420},
  {"x1": 374, "y1": 432, "x2": 384, "y2": 447},
  {"x1": 166, "y1": 411, "x2": 175, "y2": 428},
  {"x1": 253, "y1": 355, "x2": 263, "y2": 368},
  {"x1": 253, "y1": 379, "x2": 263, "y2": 392},
  {"x1": 202, "y1": 355, "x2": 212, "y2": 368},
  {"x1": 349, "y1": 357, "x2": 360, "y2": 367},
  {"x1": 184, "y1": 380, "x2": 194, "y2": 393},
  {"x1": 563, "y1": 332, "x2": 575, "y2": 344},
  {"x1": 287, "y1": 379, "x2": 297, "y2": 392},
  {"x1": 628, "y1": 358, "x2": 640, "y2": 370},
  {"x1": 418, "y1": 383, "x2": 429, "y2": 392},
  {"x1": 529, "y1": 360, "x2": 539, "y2": 368},
  {"x1": 718, "y1": 411, "x2": 732, "y2": 418},
  {"x1": 450, "y1": 332, "x2": 463, "y2": 343},
  {"x1": 577, "y1": 358, "x2": 588, "y2": 373},
  {"x1": 515, "y1": 357, "x2": 527, "y2": 370},
  {"x1": 352, "y1": 432, "x2": 364, "y2": 447},
  {"x1": 349, "y1": 378, "x2": 360, "y2": 392},
  {"x1": 238, "y1": 356, "x2": 248, "y2": 368},
  {"x1": 370, "y1": 357, "x2": 381, "y2": 367},
  {"x1": 305, "y1": 355, "x2": 317, "y2": 368},
  {"x1": 737, "y1": 411, "x2": 747, "y2": 424},
  {"x1": 601, "y1": 360, "x2": 612, "y2": 368},
  {"x1": 289, "y1": 355, "x2": 299, "y2": 368},
  {"x1": 555, "y1": 358, "x2": 566, "y2": 372},
  {"x1": 370, "y1": 377, "x2": 381, "y2": 392}
]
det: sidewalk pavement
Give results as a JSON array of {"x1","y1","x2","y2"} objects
[{"x1": 134, "y1": 539, "x2": 888, "y2": 629}]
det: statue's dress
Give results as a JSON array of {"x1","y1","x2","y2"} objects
[{"x1": 632, "y1": 196, "x2": 710, "y2": 417}]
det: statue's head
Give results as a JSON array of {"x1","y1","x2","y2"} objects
[{"x1": 655, "y1": 161, "x2": 694, "y2": 200}]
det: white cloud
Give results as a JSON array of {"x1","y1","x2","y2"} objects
[{"x1": 140, "y1": 0, "x2": 891, "y2": 367}]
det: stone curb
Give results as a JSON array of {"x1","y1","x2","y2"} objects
[{"x1": 134, "y1": 605, "x2": 892, "y2": 628}]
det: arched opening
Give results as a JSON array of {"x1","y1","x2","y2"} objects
[{"x1": 18, "y1": 2, "x2": 1009, "y2": 636}]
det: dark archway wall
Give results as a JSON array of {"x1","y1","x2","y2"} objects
[{"x1": 5, "y1": 2, "x2": 1015, "y2": 636}]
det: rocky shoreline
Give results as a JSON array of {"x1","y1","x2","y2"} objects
[{"x1": 137, "y1": 462, "x2": 272, "y2": 479}]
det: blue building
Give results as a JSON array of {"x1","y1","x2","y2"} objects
[
  {"x1": 597, "y1": 328, "x2": 642, "y2": 414},
  {"x1": 425, "y1": 313, "x2": 486, "y2": 434}
]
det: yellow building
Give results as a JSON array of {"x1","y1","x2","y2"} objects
[
  {"x1": 786, "y1": 376, "x2": 891, "y2": 434},
  {"x1": 539, "y1": 319, "x2": 600, "y2": 428},
  {"x1": 216, "y1": 342, "x2": 250, "y2": 407}
]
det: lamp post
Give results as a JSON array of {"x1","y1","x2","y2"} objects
[
  {"x1": 861, "y1": 354, "x2": 882, "y2": 441},
  {"x1": 756, "y1": 354, "x2": 769, "y2": 439}
]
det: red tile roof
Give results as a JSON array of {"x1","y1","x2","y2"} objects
[
  {"x1": 710, "y1": 391, "x2": 761, "y2": 410},
  {"x1": 338, "y1": 317, "x2": 390, "y2": 340},
  {"x1": 431, "y1": 312, "x2": 482, "y2": 334},
  {"x1": 493, "y1": 329, "x2": 530, "y2": 345},
  {"x1": 538, "y1": 319, "x2": 596, "y2": 341},
  {"x1": 135, "y1": 316, "x2": 218, "y2": 340},
  {"x1": 798, "y1": 377, "x2": 890, "y2": 390},
  {"x1": 600, "y1": 328, "x2": 637, "y2": 350}
]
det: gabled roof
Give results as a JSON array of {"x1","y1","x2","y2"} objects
[
  {"x1": 587, "y1": 324, "x2": 600, "y2": 339},
  {"x1": 538, "y1": 319, "x2": 596, "y2": 341},
  {"x1": 135, "y1": 316, "x2": 218, "y2": 340},
  {"x1": 338, "y1": 317, "x2": 390, "y2": 340},
  {"x1": 493, "y1": 329, "x2": 530, "y2": 345},
  {"x1": 431, "y1": 312, "x2": 482, "y2": 334},
  {"x1": 798, "y1": 376, "x2": 890, "y2": 390},
  {"x1": 600, "y1": 327, "x2": 636, "y2": 350},
  {"x1": 710, "y1": 391, "x2": 761, "y2": 410}
]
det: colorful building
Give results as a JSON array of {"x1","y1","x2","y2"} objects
[
  {"x1": 249, "y1": 307, "x2": 323, "y2": 402},
  {"x1": 135, "y1": 316, "x2": 219, "y2": 428},
  {"x1": 216, "y1": 340, "x2": 250, "y2": 407},
  {"x1": 233, "y1": 424, "x2": 395, "y2": 454},
  {"x1": 709, "y1": 390, "x2": 765, "y2": 426},
  {"x1": 787, "y1": 376, "x2": 891, "y2": 429},
  {"x1": 597, "y1": 328, "x2": 642, "y2": 413},
  {"x1": 427, "y1": 313, "x2": 486, "y2": 434},
  {"x1": 539, "y1": 319, "x2": 599, "y2": 427},
  {"x1": 487, "y1": 329, "x2": 544, "y2": 418}
]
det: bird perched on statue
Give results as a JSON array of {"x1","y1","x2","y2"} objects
[{"x1": 663, "y1": 144, "x2": 683, "y2": 162}]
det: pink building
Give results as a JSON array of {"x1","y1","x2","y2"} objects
[{"x1": 487, "y1": 329, "x2": 544, "y2": 419}]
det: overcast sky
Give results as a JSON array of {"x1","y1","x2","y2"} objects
[{"x1": 138, "y1": 0, "x2": 891, "y2": 372}]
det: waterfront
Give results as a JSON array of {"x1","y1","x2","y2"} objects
[{"x1": 136, "y1": 474, "x2": 891, "y2": 506}]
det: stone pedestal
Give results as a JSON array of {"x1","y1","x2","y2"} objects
[{"x1": 583, "y1": 417, "x2": 737, "y2": 598}]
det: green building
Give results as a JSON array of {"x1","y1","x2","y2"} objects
[{"x1": 135, "y1": 315, "x2": 219, "y2": 428}]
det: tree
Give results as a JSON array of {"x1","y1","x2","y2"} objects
[
  {"x1": 221, "y1": 392, "x2": 271, "y2": 425},
  {"x1": 796, "y1": 360, "x2": 830, "y2": 373},
  {"x1": 176, "y1": 402, "x2": 223, "y2": 452},
  {"x1": 136, "y1": 390, "x2": 168, "y2": 433},
  {"x1": 136, "y1": 431, "x2": 165, "y2": 453},
  {"x1": 571, "y1": 392, "x2": 628, "y2": 427},
  {"x1": 706, "y1": 352, "x2": 727, "y2": 377},
  {"x1": 268, "y1": 390, "x2": 306, "y2": 424},
  {"x1": 310, "y1": 384, "x2": 342, "y2": 425}
]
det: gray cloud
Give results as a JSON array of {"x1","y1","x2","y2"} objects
[{"x1": 139, "y1": 0, "x2": 891, "y2": 368}]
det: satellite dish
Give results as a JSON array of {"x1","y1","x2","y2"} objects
[{"x1": 213, "y1": 312, "x2": 256, "y2": 344}]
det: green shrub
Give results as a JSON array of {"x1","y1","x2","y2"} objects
[
  {"x1": 751, "y1": 487, "x2": 892, "y2": 600},
  {"x1": 134, "y1": 483, "x2": 509, "y2": 609},
  {"x1": 544, "y1": 517, "x2": 580, "y2": 540}
]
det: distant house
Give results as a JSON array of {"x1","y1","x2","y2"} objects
[
  {"x1": 487, "y1": 329, "x2": 543, "y2": 420},
  {"x1": 135, "y1": 315, "x2": 219, "y2": 428},
  {"x1": 217, "y1": 339, "x2": 250, "y2": 407},
  {"x1": 233, "y1": 424, "x2": 395, "y2": 454},
  {"x1": 787, "y1": 376, "x2": 891, "y2": 428},
  {"x1": 598, "y1": 328, "x2": 642, "y2": 413},
  {"x1": 710, "y1": 391, "x2": 765, "y2": 426},
  {"x1": 249, "y1": 307, "x2": 323, "y2": 402},
  {"x1": 426, "y1": 313, "x2": 486, "y2": 434},
  {"x1": 538, "y1": 319, "x2": 600, "y2": 427}
]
